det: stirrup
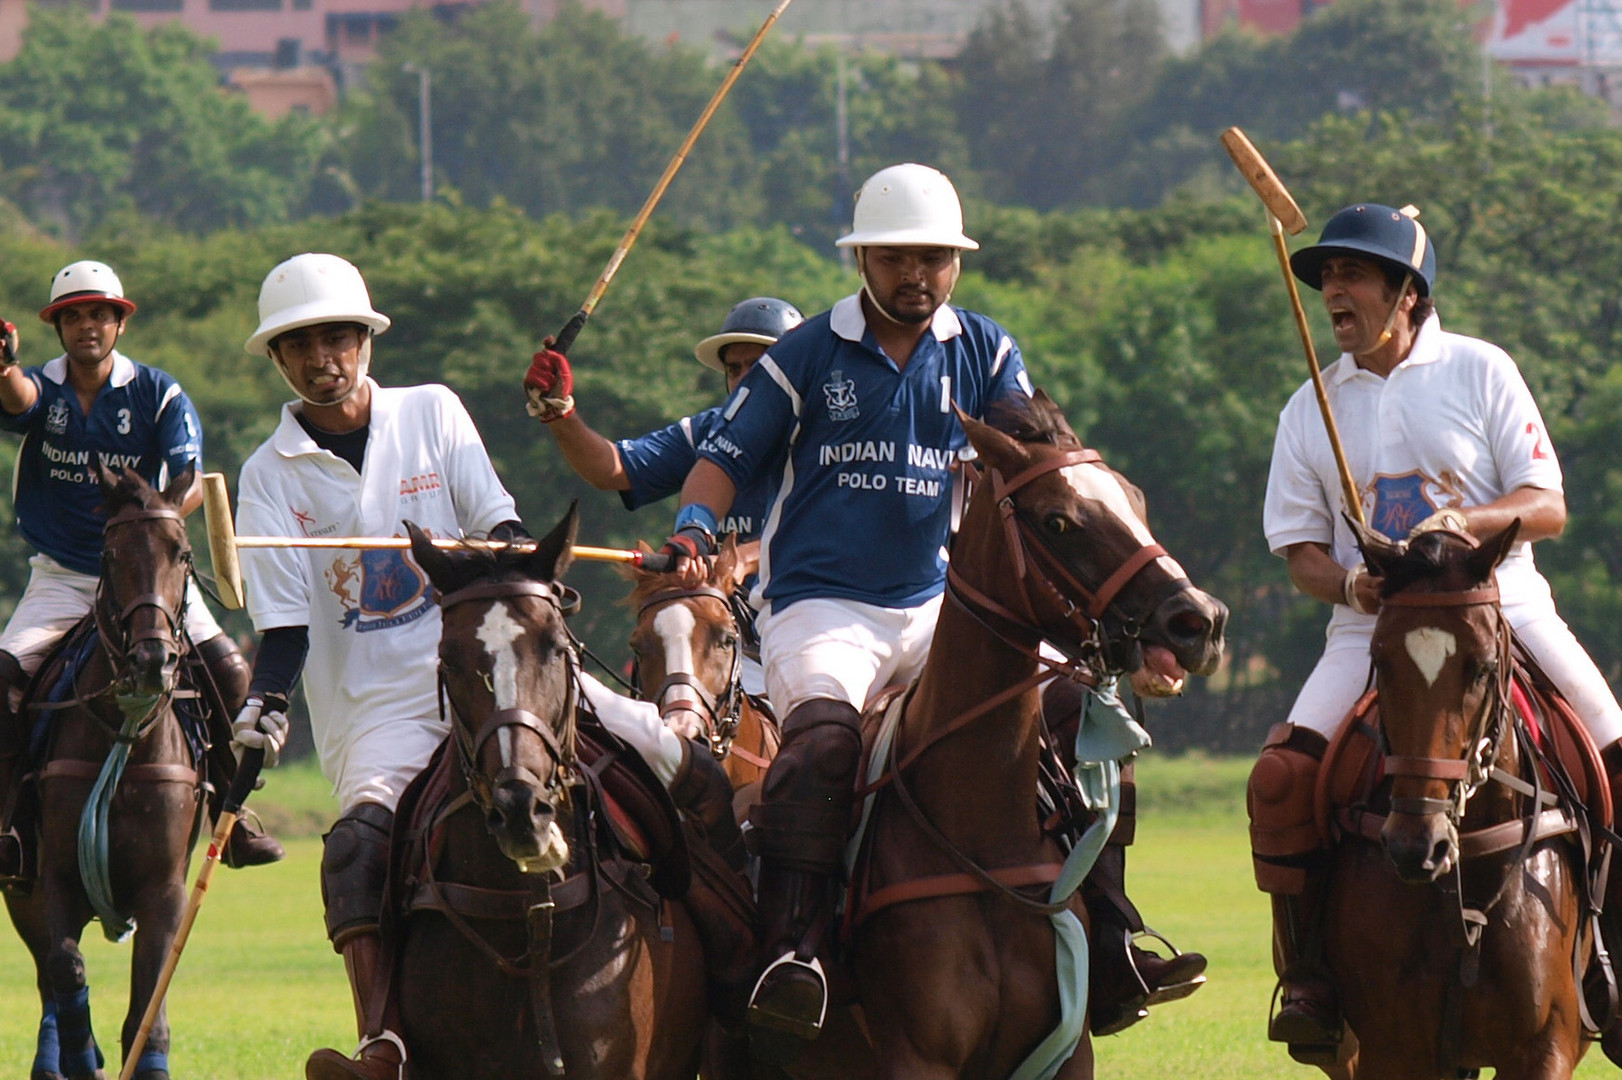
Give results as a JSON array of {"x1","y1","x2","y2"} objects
[
  {"x1": 747, "y1": 952, "x2": 828, "y2": 1040},
  {"x1": 1268, "y1": 979, "x2": 1342, "y2": 1062},
  {"x1": 1137, "y1": 927, "x2": 1207, "y2": 1008},
  {"x1": 355, "y1": 1031, "x2": 408, "y2": 1067}
]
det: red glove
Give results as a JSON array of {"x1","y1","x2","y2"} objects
[{"x1": 524, "y1": 339, "x2": 575, "y2": 421}]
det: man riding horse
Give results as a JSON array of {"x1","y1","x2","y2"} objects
[
  {"x1": 661, "y1": 162, "x2": 1206, "y2": 1054},
  {"x1": 0, "y1": 259, "x2": 280, "y2": 889},
  {"x1": 230, "y1": 253, "x2": 744, "y2": 1080},
  {"x1": 524, "y1": 295, "x2": 805, "y2": 698},
  {"x1": 1252, "y1": 203, "x2": 1622, "y2": 1063}
]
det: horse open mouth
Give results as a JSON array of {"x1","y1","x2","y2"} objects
[{"x1": 1131, "y1": 643, "x2": 1187, "y2": 698}]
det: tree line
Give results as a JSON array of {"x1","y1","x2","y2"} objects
[{"x1": 0, "y1": 0, "x2": 1617, "y2": 753}]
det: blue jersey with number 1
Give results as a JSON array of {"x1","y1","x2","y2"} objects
[
  {"x1": 696, "y1": 294, "x2": 1032, "y2": 612},
  {"x1": 0, "y1": 353, "x2": 202, "y2": 575}
]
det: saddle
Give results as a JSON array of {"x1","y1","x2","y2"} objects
[{"x1": 1316, "y1": 659, "x2": 1612, "y2": 855}]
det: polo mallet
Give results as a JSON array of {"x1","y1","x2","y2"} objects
[
  {"x1": 117, "y1": 747, "x2": 265, "y2": 1080},
  {"x1": 1220, "y1": 126, "x2": 1366, "y2": 527},
  {"x1": 201, "y1": 474, "x2": 673, "y2": 610},
  {"x1": 548, "y1": 0, "x2": 796, "y2": 356}
]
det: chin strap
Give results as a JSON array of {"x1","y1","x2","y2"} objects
[
  {"x1": 1365, "y1": 270, "x2": 1413, "y2": 353},
  {"x1": 855, "y1": 248, "x2": 959, "y2": 329},
  {"x1": 273, "y1": 334, "x2": 373, "y2": 406}
]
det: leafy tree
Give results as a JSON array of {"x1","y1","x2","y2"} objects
[{"x1": 0, "y1": 10, "x2": 324, "y2": 237}]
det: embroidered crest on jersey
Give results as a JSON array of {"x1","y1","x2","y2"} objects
[
  {"x1": 328, "y1": 549, "x2": 433, "y2": 631},
  {"x1": 45, "y1": 401, "x2": 69, "y2": 436},
  {"x1": 823, "y1": 369, "x2": 859, "y2": 422},
  {"x1": 1371, "y1": 471, "x2": 1439, "y2": 541}
]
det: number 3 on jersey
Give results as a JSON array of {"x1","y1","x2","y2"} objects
[{"x1": 117, "y1": 407, "x2": 131, "y2": 435}]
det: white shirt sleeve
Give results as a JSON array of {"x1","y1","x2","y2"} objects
[
  {"x1": 236, "y1": 459, "x2": 314, "y2": 632},
  {"x1": 1483, "y1": 352, "x2": 1563, "y2": 496},
  {"x1": 1264, "y1": 396, "x2": 1335, "y2": 555},
  {"x1": 434, "y1": 387, "x2": 519, "y2": 534}
]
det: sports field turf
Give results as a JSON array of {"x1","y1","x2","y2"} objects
[{"x1": 0, "y1": 754, "x2": 1609, "y2": 1078}]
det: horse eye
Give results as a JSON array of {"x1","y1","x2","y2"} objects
[{"x1": 1045, "y1": 513, "x2": 1072, "y2": 535}]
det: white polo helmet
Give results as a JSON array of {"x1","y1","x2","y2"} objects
[
  {"x1": 835, "y1": 164, "x2": 978, "y2": 251},
  {"x1": 40, "y1": 260, "x2": 137, "y2": 322},
  {"x1": 245, "y1": 253, "x2": 390, "y2": 356}
]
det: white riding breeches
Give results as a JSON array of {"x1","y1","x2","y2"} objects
[
  {"x1": 0, "y1": 553, "x2": 224, "y2": 675},
  {"x1": 1287, "y1": 599, "x2": 1622, "y2": 748},
  {"x1": 577, "y1": 669, "x2": 686, "y2": 786},
  {"x1": 757, "y1": 594, "x2": 942, "y2": 717}
]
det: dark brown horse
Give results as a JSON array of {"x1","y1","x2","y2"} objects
[
  {"x1": 1309, "y1": 522, "x2": 1594, "y2": 1079},
  {"x1": 394, "y1": 508, "x2": 708, "y2": 1079},
  {"x1": 5, "y1": 465, "x2": 206, "y2": 1080},
  {"x1": 846, "y1": 394, "x2": 1227, "y2": 1079},
  {"x1": 626, "y1": 535, "x2": 779, "y2": 806}
]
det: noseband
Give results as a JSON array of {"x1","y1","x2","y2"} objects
[
  {"x1": 96, "y1": 505, "x2": 191, "y2": 666},
  {"x1": 437, "y1": 580, "x2": 579, "y2": 814},
  {"x1": 1378, "y1": 583, "x2": 1511, "y2": 826},
  {"x1": 946, "y1": 448, "x2": 1189, "y2": 680},
  {"x1": 634, "y1": 584, "x2": 743, "y2": 758}
]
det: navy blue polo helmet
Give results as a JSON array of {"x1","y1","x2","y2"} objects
[{"x1": 1290, "y1": 203, "x2": 1436, "y2": 297}]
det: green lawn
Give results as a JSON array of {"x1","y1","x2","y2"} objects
[{"x1": 0, "y1": 755, "x2": 1609, "y2": 1078}]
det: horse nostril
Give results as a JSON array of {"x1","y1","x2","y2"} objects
[
  {"x1": 1429, "y1": 838, "x2": 1452, "y2": 870},
  {"x1": 1167, "y1": 611, "x2": 1208, "y2": 642}
]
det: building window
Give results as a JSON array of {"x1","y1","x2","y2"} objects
[
  {"x1": 112, "y1": 0, "x2": 181, "y2": 10},
  {"x1": 294, "y1": 0, "x2": 311, "y2": 9},
  {"x1": 35, "y1": 0, "x2": 99, "y2": 9},
  {"x1": 210, "y1": 0, "x2": 282, "y2": 9}
]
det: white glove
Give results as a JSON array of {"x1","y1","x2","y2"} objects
[
  {"x1": 231, "y1": 694, "x2": 290, "y2": 769},
  {"x1": 662, "y1": 706, "x2": 706, "y2": 741},
  {"x1": 1409, "y1": 508, "x2": 1469, "y2": 538}
]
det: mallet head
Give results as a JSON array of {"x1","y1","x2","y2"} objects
[{"x1": 1221, "y1": 127, "x2": 1308, "y2": 236}]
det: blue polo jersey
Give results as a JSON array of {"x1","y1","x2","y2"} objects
[
  {"x1": 616, "y1": 406, "x2": 769, "y2": 542},
  {"x1": 0, "y1": 353, "x2": 202, "y2": 575},
  {"x1": 696, "y1": 294, "x2": 1032, "y2": 612}
]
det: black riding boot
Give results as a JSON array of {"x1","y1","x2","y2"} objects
[
  {"x1": 194, "y1": 634, "x2": 284, "y2": 868},
  {"x1": 744, "y1": 698, "x2": 862, "y2": 1061},
  {"x1": 670, "y1": 738, "x2": 746, "y2": 872},
  {"x1": 1268, "y1": 875, "x2": 1342, "y2": 1064},
  {"x1": 0, "y1": 650, "x2": 31, "y2": 885},
  {"x1": 1598, "y1": 741, "x2": 1622, "y2": 1066},
  {"x1": 1085, "y1": 841, "x2": 1207, "y2": 1036}
]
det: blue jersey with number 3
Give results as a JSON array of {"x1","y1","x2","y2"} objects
[
  {"x1": 696, "y1": 295, "x2": 1032, "y2": 611},
  {"x1": 0, "y1": 353, "x2": 203, "y2": 575}
]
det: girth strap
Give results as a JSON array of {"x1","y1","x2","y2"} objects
[
  {"x1": 854, "y1": 862, "x2": 1064, "y2": 929},
  {"x1": 41, "y1": 759, "x2": 198, "y2": 785}
]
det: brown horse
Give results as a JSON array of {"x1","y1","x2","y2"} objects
[
  {"x1": 393, "y1": 507, "x2": 708, "y2": 1079},
  {"x1": 5, "y1": 465, "x2": 207, "y2": 1080},
  {"x1": 1308, "y1": 522, "x2": 1595, "y2": 1079},
  {"x1": 626, "y1": 535, "x2": 780, "y2": 806},
  {"x1": 846, "y1": 394, "x2": 1227, "y2": 1079}
]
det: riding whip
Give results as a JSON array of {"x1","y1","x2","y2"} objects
[
  {"x1": 1220, "y1": 127, "x2": 1366, "y2": 527},
  {"x1": 202, "y1": 474, "x2": 673, "y2": 610},
  {"x1": 117, "y1": 747, "x2": 265, "y2": 1080},
  {"x1": 548, "y1": 0, "x2": 796, "y2": 355}
]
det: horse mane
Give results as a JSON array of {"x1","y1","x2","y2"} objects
[
  {"x1": 424, "y1": 539, "x2": 544, "y2": 597},
  {"x1": 986, "y1": 390, "x2": 1084, "y2": 450},
  {"x1": 98, "y1": 468, "x2": 166, "y2": 515},
  {"x1": 1377, "y1": 530, "x2": 1480, "y2": 598},
  {"x1": 624, "y1": 553, "x2": 732, "y2": 610}
]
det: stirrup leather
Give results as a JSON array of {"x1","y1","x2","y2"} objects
[{"x1": 747, "y1": 952, "x2": 828, "y2": 1041}]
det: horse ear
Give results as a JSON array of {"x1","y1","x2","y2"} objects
[
  {"x1": 164, "y1": 464, "x2": 196, "y2": 507},
  {"x1": 714, "y1": 533, "x2": 738, "y2": 589},
  {"x1": 96, "y1": 459, "x2": 119, "y2": 496},
  {"x1": 954, "y1": 404, "x2": 1021, "y2": 470},
  {"x1": 1350, "y1": 514, "x2": 1403, "y2": 578},
  {"x1": 406, "y1": 520, "x2": 456, "y2": 591},
  {"x1": 1465, "y1": 518, "x2": 1521, "y2": 583},
  {"x1": 524, "y1": 501, "x2": 578, "y2": 583}
]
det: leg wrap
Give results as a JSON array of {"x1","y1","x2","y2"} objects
[
  {"x1": 747, "y1": 699, "x2": 862, "y2": 875},
  {"x1": 321, "y1": 803, "x2": 394, "y2": 949},
  {"x1": 1248, "y1": 723, "x2": 1328, "y2": 895}
]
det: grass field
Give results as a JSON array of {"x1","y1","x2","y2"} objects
[{"x1": 0, "y1": 753, "x2": 1610, "y2": 1078}]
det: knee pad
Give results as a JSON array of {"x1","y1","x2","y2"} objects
[
  {"x1": 1248, "y1": 723, "x2": 1328, "y2": 895},
  {"x1": 320, "y1": 802, "x2": 394, "y2": 949},
  {"x1": 194, "y1": 634, "x2": 251, "y2": 715}
]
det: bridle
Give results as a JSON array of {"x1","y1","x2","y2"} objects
[
  {"x1": 633, "y1": 584, "x2": 744, "y2": 759},
  {"x1": 436, "y1": 580, "x2": 580, "y2": 818},
  {"x1": 96, "y1": 505, "x2": 192, "y2": 677},
  {"x1": 1377, "y1": 581, "x2": 1513, "y2": 832}
]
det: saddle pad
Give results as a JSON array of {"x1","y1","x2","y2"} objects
[{"x1": 1315, "y1": 664, "x2": 1610, "y2": 847}]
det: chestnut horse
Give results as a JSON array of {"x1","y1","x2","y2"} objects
[
  {"x1": 847, "y1": 394, "x2": 1227, "y2": 1079},
  {"x1": 5, "y1": 466, "x2": 207, "y2": 1080},
  {"x1": 1310, "y1": 522, "x2": 1596, "y2": 1079},
  {"x1": 394, "y1": 508, "x2": 708, "y2": 1079},
  {"x1": 626, "y1": 535, "x2": 780, "y2": 804}
]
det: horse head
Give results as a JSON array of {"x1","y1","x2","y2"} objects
[
  {"x1": 955, "y1": 390, "x2": 1227, "y2": 690},
  {"x1": 408, "y1": 506, "x2": 581, "y2": 875},
  {"x1": 1356, "y1": 518, "x2": 1520, "y2": 884},
  {"x1": 626, "y1": 534, "x2": 743, "y2": 744},
  {"x1": 96, "y1": 463, "x2": 195, "y2": 697}
]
